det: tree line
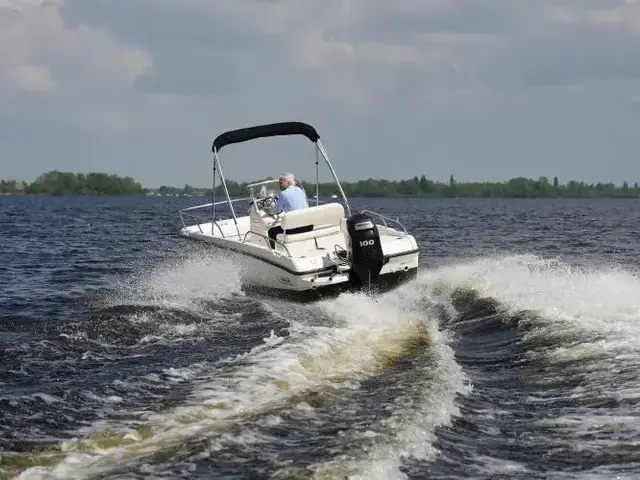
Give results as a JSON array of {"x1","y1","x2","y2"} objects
[
  {"x1": 200, "y1": 175, "x2": 640, "y2": 199},
  {"x1": 0, "y1": 171, "x2": 144, "y2": 195},
  {"x1": 2, "y1": 171, "x2": 640, "y2": 198}
]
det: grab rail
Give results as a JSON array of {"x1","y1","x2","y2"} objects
[
  {"x1": 179, "y1": 211, "x2": 226, "y2": 237},
  {"x1": 179, "y1": 197, "x2": 251, "y2": 234},
  {"x1": 360, "y1": 209, "x2": 408, "y2": 234},
  {"x1": 242, "y1": 230, "x2": 291, "y2": 257},
  {"x1": 179, "y1": 211, "x2": 205, "y2": 233},
  {"x1": 179, "y1": 197, "x2": 251, "y2": 213}
]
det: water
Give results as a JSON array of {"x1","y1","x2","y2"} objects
[{"x1": 1, "y1": 195, "x2": 640, "y2": 479}]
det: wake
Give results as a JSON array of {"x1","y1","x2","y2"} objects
[{"x1": 14, "y1": 252, "x2": 640, "y2": 480}]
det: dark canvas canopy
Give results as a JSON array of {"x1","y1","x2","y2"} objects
[{"x1": 212, "y1": 122, "x2": 320, "y2": 152}]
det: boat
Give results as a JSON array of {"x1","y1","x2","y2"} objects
[{"x1": 178, "y1": 121, "x2": 420, "y2": 301}]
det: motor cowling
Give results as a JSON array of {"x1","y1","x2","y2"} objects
[{"x1": 345, "y1": 212, "x2": 387, "y2": 287}]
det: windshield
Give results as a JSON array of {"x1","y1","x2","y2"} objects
[{"x1": 247, "y1": 179, "x2": 280, "y2": 201}]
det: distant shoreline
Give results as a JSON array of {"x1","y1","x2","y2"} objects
[
  {"x1": 1, "y1": 171, "x2": 639, "y2": 199},
  {"x1": 2, "y1": 194, "x2": 639, "y2": 200},
  {"x1": 0, "y1": 171, "x2": 144, "y2": 197}
]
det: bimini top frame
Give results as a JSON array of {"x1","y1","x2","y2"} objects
[{"x1": 209, "y1": 121, "x2": 352, "y2": 239}]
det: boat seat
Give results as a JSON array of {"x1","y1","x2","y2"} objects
[
  {"x1": 277, "y1": 224, "x2": 341, "y2": 244},
  {"x1": 276, "y1": 203, "x2": 345, "y2": 244}
]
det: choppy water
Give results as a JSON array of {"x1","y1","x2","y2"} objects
[{"x1": 1, "y1": 196, "x2": 640, "y2": 479}]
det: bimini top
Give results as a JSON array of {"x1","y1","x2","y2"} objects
[{"x1": 212, "y1": 121, "x2": 320, "y2": 152}]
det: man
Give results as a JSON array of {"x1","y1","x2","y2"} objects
[
  {"x1": 271, "y1": 173, "x2": 308, "y2": 213},
  {"x1": 267, "y1": 173, "x2": 311, "y2": 248}
]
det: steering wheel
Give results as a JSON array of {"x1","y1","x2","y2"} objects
[
  {"x1": 254, "y1": 194, "x2": 279, "y2": 220},
  {"x1": 260, "y1": 195, "x2": 277, "y2": 210},
  {"x1": 255, "y1": 193, "x2": 276, "y2": 210}
]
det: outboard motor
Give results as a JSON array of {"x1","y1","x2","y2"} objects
[{"x1": 345, "y1": 212, "x2": 387, "y2": 288}]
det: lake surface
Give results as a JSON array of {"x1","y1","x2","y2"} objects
[{"x1": 1, "y1": 195, "x2": 640, "y2": 479}]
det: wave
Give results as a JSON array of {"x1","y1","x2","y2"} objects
[
  {"x1": 11, "y1": 252, "x2": 640, "y2": 479},
  {"x1": 14, "y1": 262, "x2": 468, "y2": 479},
  {"x1": 409, "y1": 253, "x2": 640, "y2": 478}
]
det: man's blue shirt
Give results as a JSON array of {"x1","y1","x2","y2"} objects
[{"x1": 274, "y1": 185, "x2": 308, "y2": 213}]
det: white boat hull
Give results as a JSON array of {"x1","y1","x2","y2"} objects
[{"x1": 179, "y1": 217, "x2": 419, "y2": 300}]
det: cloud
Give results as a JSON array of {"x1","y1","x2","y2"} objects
[
  {"x1": 1, "y1": 0, "x2": 640, "y2": 186},
  {"x1": 0, "y1": 1, "x2": 152, "y2": 93},
  {"x1": 0, "y1": 0, "x2": 153, "y2": 136},
  {"x1": 8, "y1": 63, "x2": 53, "y2": 91},
  {"x1": 54, "y1": 0, "x2": 640, "y2": 100},
  {"x1": 10, "y1": 0, "x2": 640, "y2": 100}
]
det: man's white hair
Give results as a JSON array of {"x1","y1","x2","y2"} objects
[{"x1": 279, "y1": 172, "x2": 295, "y2": 185}]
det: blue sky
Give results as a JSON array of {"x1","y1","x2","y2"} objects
[{"x1": 1, "y1": 0, "x2": 640, "y2": 187}]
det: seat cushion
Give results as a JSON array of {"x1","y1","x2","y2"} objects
[
  {"x1": 276, "y1": 224, "x2": 341, "y2": 244},
  {"x1": 280, "y1": 203, "x2": 345, "y2": 231}
]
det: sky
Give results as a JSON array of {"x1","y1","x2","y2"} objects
[{"x1": 1, "y1": 0, "x2": 640, "y2": 188}]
